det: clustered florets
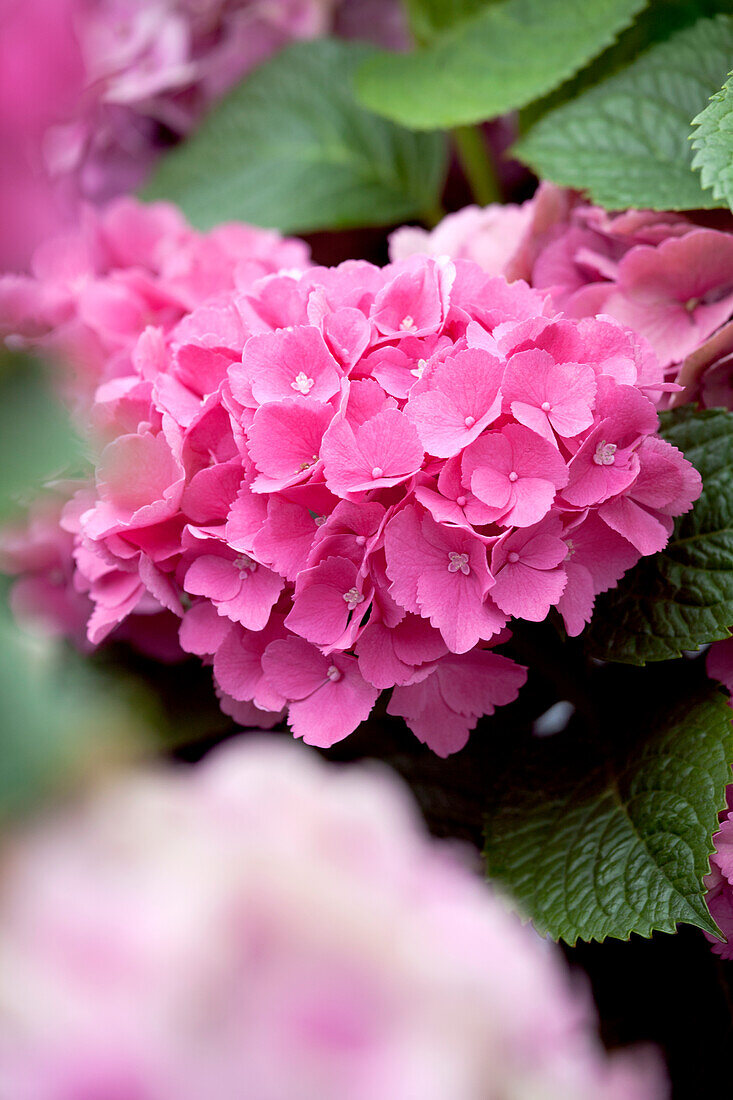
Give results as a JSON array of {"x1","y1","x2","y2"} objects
[
  {"x1": 0, "y1": 738, "x2": 665, "y2": 1100},
  {"x1": 1, "y1": 200, "x2": 701, "y2": 755},
  {"x1": 391, "y1": 183, "x2": 733, "y2": 407}
]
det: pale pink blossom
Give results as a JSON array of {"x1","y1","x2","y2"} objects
[
  {"x1": 389, "y1": 201, "x2": 537, "y2": 281},
  {"x1": 0, "y1": 737, "x2": 665, "y2": 1099}
]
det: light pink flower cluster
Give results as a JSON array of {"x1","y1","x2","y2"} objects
[
  {"x1": 391, "y1": 185, "x2": 733, "y2": 408},
  {"x1": 0, "y1": 196, "x2": 310, "y2": 404},
  {"x1": 0, "y1": 736, "x2": 666, "y2": 1100},
  {"x1": 1, "y1": 202, "x2": 702, "y2": 754}
]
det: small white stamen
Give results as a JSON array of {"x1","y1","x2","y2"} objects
[
  {"x1": 326, "y1": 664, "x2": 342, "y2": 682},
  {"x1": 508, "y1": 551, "x2": 520, "y2": 564},
  {"x1": 371, "y1": 466, "x2": 384, "y2": 479},
  {"x1": 410, "y1": 358, "x2": 427, "y2": 379},
  {"x1": 593, "y1": 440, "x2": 617, "y2": 466},
  {"x1": 541, "y1": 401, "x2": 551, "y2": 412},
  {"x1": 343, "y1": 587, "x2": 364, "y2": 611},
  {"x1": 400, "y1": 314, "x2": 416, "y2": 331},
  {"x1": 291, "y1": 371, "x2": 315, "y2": 395},
  {"x1": 447, "y1": 551, "x2": 470, "y2": 575},
  {"x1": 456, "y1": 495, "x2": 467, "y2": 507},
  {"x1": 234, "y1": 553, "x2": 257, "y2": 578},
  {"x1": 314, "y1": 514, "x2": 327, "y2": 526},
  {"x1": 355, "y1": 534, "x2": 366, "y2": 546},
  {"x1": 508, "y1": 470, "x2": 518, "y2": 482},
  {"x1": 464, "y1": 415, "x2": 476, "y2": 428}
]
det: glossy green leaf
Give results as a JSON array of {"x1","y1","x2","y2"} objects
[
  {"x1": 515, "y1": 14, "x2": 733, "y2": 209},
  {"x1": 692, "y1": 70, "x2": 733, "y2": 210},
  {"x1": 144, "y1": 39, "x2": 447, "y2": 233},
  {"x1": 483, "y1": 685, "x2": 731, "y2": 942},
  {"x1": 355, "y1": 0, "x2": 647, "y2": 129},
  {"x1": 587, "y1": 408, "x2": 733, "y2": 664}
]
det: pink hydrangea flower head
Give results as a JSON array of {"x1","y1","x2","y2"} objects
[{"x1": 1, "y1": 244, "x2": 700, "y2": 753}]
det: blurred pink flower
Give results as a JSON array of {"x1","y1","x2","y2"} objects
[
  {"x1": 0, "y1": 736, "x2": 666, "y2": 1099},
  {"x1": 0, "y1": 0, "x2": 85, "y2": 269}
]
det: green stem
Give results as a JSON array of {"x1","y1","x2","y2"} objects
[{"x1": 452, "y1": 124, "x2": 502, "y2": 206}]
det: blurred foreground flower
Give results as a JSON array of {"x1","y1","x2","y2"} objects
[
  {"x1": 0, "y1": 736, "x2": 665, "y2": 1099},
  {"x1": 0, "y1": 0, "x2": 335, "y2": 270}
]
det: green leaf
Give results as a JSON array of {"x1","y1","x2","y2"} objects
[
  {"x1": 523, "y1": 0, "x2": 733, "y2": 129},
  {"x1": 355, "y1": 0, "x2": 647, "y2": 130},
  {"x1": 587, "y1": 408, "x2": 733, "y2": 664},
  {"x1": 692, "y1": 70, "x2": 733, "y2": 210},
  {"x1": 483, "y1": 684, "x2": 732, "y2": 942},
  {"x1": 143, "y1": 39, "x2": 447, "y2": 233},
  {"x1": 0, "y1": 350, "x2": 84, "y2": 523},
  {"x1": 402, "y1": 0, "x2": 490, "y2": 43},
  {"x1": 515, "y1": 14, "x2": 733, "y2": 210},
  {"x1": 0, "y1": 601, "x2": 146, "y2": 820}
]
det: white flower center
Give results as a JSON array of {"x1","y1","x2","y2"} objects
[
  {"x1": 410, "y1": 358, "x2": 427, "y2": 379},
  {"x1": 371, "y1": 466, "x2": 384, "y2": 479},
  {"x1": 326, "y1": 664, "x2": 342, "y2": 682},
  {"x1": 541, "y1": 401, "x2": 551, "y2": 412},
  {"x1": 355, "y1": 534, "x2": 366, "y2": 546},
  {"x1": 291, "y1": 371, "x2": 315, "y2": 395},
  {"x1": 456, "y1": 495, "x2": 467, "y2": 507},
  {"x1": 314, "y1": 514, "x2": 327, "y2": 526},
  {"x1": 234, "y1": 553, "x2": 257, "y2": 578},
  {"x1": 593, "y1": 441, "x2": 617, "y2": 466},
  {"x1": 447, "y1": 551, "x2": 470, "y2": 575},
  {"x1": 464, "y1": 415, "x2": 476, "y2": 428},
  {"x1": 400, "y1": 314, "x2": 416, "y2": 331},
  {"x1": 343, "y1": 587, "x2": 364, "y2": 611},
  {"x1": 508, "y1": 470, "x2": 518, "y2": 482},
  {"x1": 507, "y1": 551, "x2": 520, "y2": 564}
]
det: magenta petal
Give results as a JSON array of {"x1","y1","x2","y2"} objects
[
  {"x1": 185, "y1": 553, "x2": 241, "y2": 602},
  {"x1": 287, "y1": 656, "x2": 379, "y2": 747},
  {"x1": 492, "y1": 561, "x2": 567, "y2": 621}
]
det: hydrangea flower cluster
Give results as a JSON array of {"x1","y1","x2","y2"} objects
[
  {"x1": 391, "y1": 184, "x2": 733, "y2": 407},
  {"x1": 0, "y1": 736, "x2": 666, "y2": 1100},
  {"x1": 0, "y1": 196, "x2": 310, "y2": 404},
  {"x1": 0, "y1": 200, "x2": 702, "y2": 754}
]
